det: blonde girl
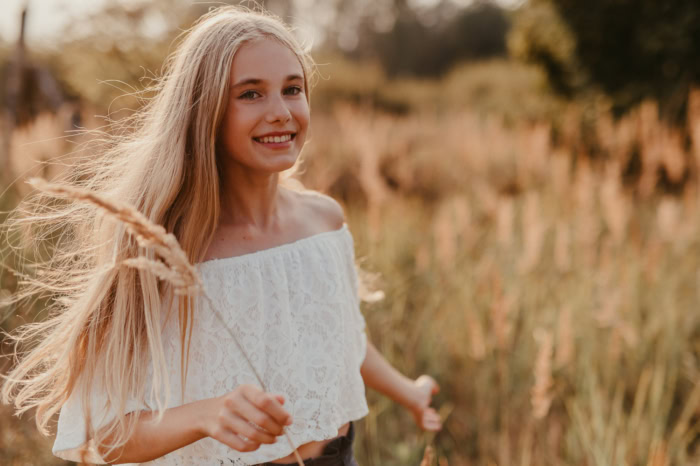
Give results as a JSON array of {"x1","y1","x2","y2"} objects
[{"x1": 1, "y1": 6, "x2": 442, "y2": 465}]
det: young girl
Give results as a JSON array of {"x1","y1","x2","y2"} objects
[{"x1": 1, "y1": 6, "x2": 441, "y2": 465}]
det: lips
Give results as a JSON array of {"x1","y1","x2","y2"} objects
[{"x1": 252, "y1": 133, "x2": 296, "y2": 144}]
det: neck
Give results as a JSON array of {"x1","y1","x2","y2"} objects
[{"x1": 219, "y1": 164, "x2": 282, "y2": 229}]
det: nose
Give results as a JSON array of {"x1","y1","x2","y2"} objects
[{"x1": 265, "y1": 93, "x2": 292, "y2": 124}]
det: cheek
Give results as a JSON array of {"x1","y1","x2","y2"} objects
[
  {"x1": 222, "y1": 107, "x2": 256, "y2": 145},
  {"x1": 292, "y1": 101, "x2": 310, "y2": 132},
  {"x1": 219, "y1": 110, "x2": 252, "y2": 157}
]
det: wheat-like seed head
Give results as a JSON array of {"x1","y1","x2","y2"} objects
[{"x1": 27, "y1": 178, "x2": 202, "y2": 294}]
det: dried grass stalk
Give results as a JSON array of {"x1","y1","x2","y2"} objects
[
  {"x1": 28, "y1": 178, "x2": 305, "y2": 466},
  {"x1": 531, "y1": 328, "x2": 554, "y2": 420},
  {"x1": 420, "y1": 444, "x2": 435, "y2": 466}
]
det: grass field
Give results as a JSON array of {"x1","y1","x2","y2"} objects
[{"x1": 1, "y1": 88, "x2": 699, "y2": 465}]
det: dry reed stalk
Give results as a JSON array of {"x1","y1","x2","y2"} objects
[
  {"x1": 433, "y1": 202, "x2": 457, "y2": 271},
  {"x1": 447, "y1": 195, "x2": 473, "y2": 251},
  {"x1": 593, "y1": 287, "x2": 621, "y2": 329},
  {"x1": 656, "y1": 197, "x2": 681, "y2": 243},
  {"x1": 555, "y1": 305, "x2": 573, "y2": 369},
  {"x1": 597, "y1": 107, "x2": 636, "y2": 166},
  {"x1": 454, "y1": 113, "x2": 486, "y2": 175},
  {"x1": 335, "y1": 105, "x2": 391, "y2": 241},
  {"x1": 613, "y1": 115, "x2": 637, "y2": 164},
  {"x1": 659, "y1": 127, "x2": 686, "y2": 184},
  {"x1": 484, "y1": 116, "x2": 513, "y2": 177},
  {"x1": 688, "y1": 88, "x2": 700, "y2": 172},
  {"x1": 647, "y1": 440, "x2": 669, "y2": 466},
  {"x1": 489, "y1": 277, "x2": 512, "y2": 352},
  {"x1": 572, "y1": 161, "x2": 599, "y2": 265},
  {"x1": 27, "y1": 178, "x2": 306, "y2": 466},
  {"x1": 599, "y1": 162, "x2": 629, "y2": 245},
  {"x1": 518, "y1": 191, "x2": 546, "y2": 273},
  {"x1": 531, "y1": 328, "x2": 554, "y2": 420},
  {"x1": 517, "y1": 122, "x2": 550, "y2": 187},
  {"x1": 496, "y1": 196, "x2": 515, "y2": 248},
  {"x1": 596, "y1": 110, "x2": 615, "y2": 155},
  {"x1": 638, "y1": 101, "x2": 662, "y2": 198},
  {"x1": 550, "y1": 150, "x2": 572, "y2": 202},
  {"x1": 472, "y1": 181, "x2": 499, "y2": 219},
  {"x1": 560, "y1": 106, "x2": 581, "y2": 151},
  {"x1": 553, "y1": 221, "x2": 571, "y2": 272},
  {"x1": 414, "y1": 242, "x2": 431, "y2": 274},
  {"x1": 465, "y1": 310, "x2": 486, "y2": 361},
  {"x1": 420, "y1": 444, "x2": 435, "y2": 466}
]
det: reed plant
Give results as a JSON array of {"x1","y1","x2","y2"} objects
[
  {"x1": 299, "y1": 90, "x2": 700, "y2": 466},
  {"x1": 1, "y1": 89, "x2": 700, "y2": 465}
]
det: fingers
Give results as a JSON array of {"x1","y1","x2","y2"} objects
[
  {"x1": 231, "y1": 394, "x2": 287, "y2": 436},
  {"x1": 212, "y1": 424, "x2": 262, "y2": 452},
  {"x1": 241, "y1": 386, "x2": 293, "y2": 427},
  {"x1": 417, "y1": 375, "x2": 440, "y2": 395},
  {"x1": 210, "y1": 385, "x2": 293, "y2": 452},
  {"x1": 421, "y1": 407, "x2": 443, "y2": 432},
  {"x1": 224, "y1": 411, "x2": 277, "y2": 444}
]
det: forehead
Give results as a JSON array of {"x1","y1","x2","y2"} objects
[{"x1": 230, "y1": 38, "x2": 304, "y2": 82}]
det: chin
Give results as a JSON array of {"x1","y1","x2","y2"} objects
[{"x1": 264, "y1": 154, "x2": 299, "y2": 173}]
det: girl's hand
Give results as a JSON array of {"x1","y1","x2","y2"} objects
[
  {"x1": 409, "y1": 375, "x2": 442, "y2": 432},
  {"x1": 202, "y1": 384, "x2": 293, "y2": 452}
]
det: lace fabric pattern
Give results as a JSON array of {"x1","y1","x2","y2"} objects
[{"x1": 53, "y1": 225, "x2": 369, "y2": 465}]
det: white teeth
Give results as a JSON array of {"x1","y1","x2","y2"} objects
[{"x1": 258, "y1": 134, "x2": 292, "y2": 143}]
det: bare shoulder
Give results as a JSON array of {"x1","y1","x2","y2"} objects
[{"x1": 293, "y1": 189, "x2": 345, "y2": 231}]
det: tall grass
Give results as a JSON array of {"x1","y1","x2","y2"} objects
[
  {"x1": 298, "y1": 91, "x2": 700, "y2": 465},
  {"x1": 1, "y1": 88, "x2": 699, "y2": 465}
]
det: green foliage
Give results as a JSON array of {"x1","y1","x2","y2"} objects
[
  {"x1": 508, "y1": 0, "x2": 583, "y2": 98},
  {"x1": 348, "y1": 0, "x2": 511, "y2": 78},
  {"x1": 551, "y1": 0, "x2": 700, "y2": 118},
  {"x1": 510, "y1": 0, "x2": 700, "y2": 118}
]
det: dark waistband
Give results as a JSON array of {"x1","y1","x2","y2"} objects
[{"x1": 258, "y1": 422, "x2": 356, "y2": 466}]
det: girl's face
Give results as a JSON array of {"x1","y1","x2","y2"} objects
[{"x1": 218, "y1": 38, "x2": 310, "y2": 175}]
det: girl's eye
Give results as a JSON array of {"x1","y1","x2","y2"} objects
[
  {"x1": 239, "y1": 90, "x2": 261, "y2": 100},
  {"x1": 284, "y1": 86, "x2": 302, "y2": 96}
]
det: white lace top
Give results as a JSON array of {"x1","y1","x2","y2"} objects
[{"x1": 52, "y1": 225, "x2": 369, "y2": 465}]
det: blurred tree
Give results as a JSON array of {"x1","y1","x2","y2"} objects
[
  {"x1": 508, "y1": 0, "x2": 582, "y2": 98},
  {"x1": 0, "y1": 6, "x2": 69, "y2": 186},
  {"x1": 334, "y1": 0, "x2": 511, "y2": 77},
  {"x1": 510, "y1": 0, "x2": 700, "y2": 119}
]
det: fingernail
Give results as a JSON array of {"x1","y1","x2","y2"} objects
[{"x1": 286, "y1": 418, "x2": 293, "y2": 425}]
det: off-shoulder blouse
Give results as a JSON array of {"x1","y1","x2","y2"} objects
[{"x1": 52, "y1": 224, "x2": 369, "y2": 465}]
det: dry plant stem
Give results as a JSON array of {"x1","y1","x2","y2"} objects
[
  {"x1": 27, "y1": 178, "x2": 305, "y2": 466},
  {"x1": 420, "y1": 444, "x2": 435, "y2": 466}
]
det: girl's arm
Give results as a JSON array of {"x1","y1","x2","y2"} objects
[
  {"x1": 99, "y1": 385, "x2": 292, "y2": 464},
  {"x1": 360, "y1": 340, "x2": 442, "y2": 432}
]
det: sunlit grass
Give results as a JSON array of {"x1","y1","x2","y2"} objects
[{"x1": 1, "y1": 88, "x2": 699, "y2": 465}]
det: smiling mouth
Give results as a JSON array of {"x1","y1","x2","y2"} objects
[{"x1": 253, "y1": 133, "x2": 296, "y2": 144}]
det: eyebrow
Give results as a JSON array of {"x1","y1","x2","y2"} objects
[{"x1": 232, "y1": 74, "x2": 304, "y2": 88}]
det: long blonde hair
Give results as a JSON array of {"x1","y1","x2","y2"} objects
[{"x1": 1, "y1": 5, "x2": 315, "y2": 460}]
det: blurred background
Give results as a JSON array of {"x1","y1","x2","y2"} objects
[{"x1": 1, "y1": 0, "x2": 699, "y2": 464}]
